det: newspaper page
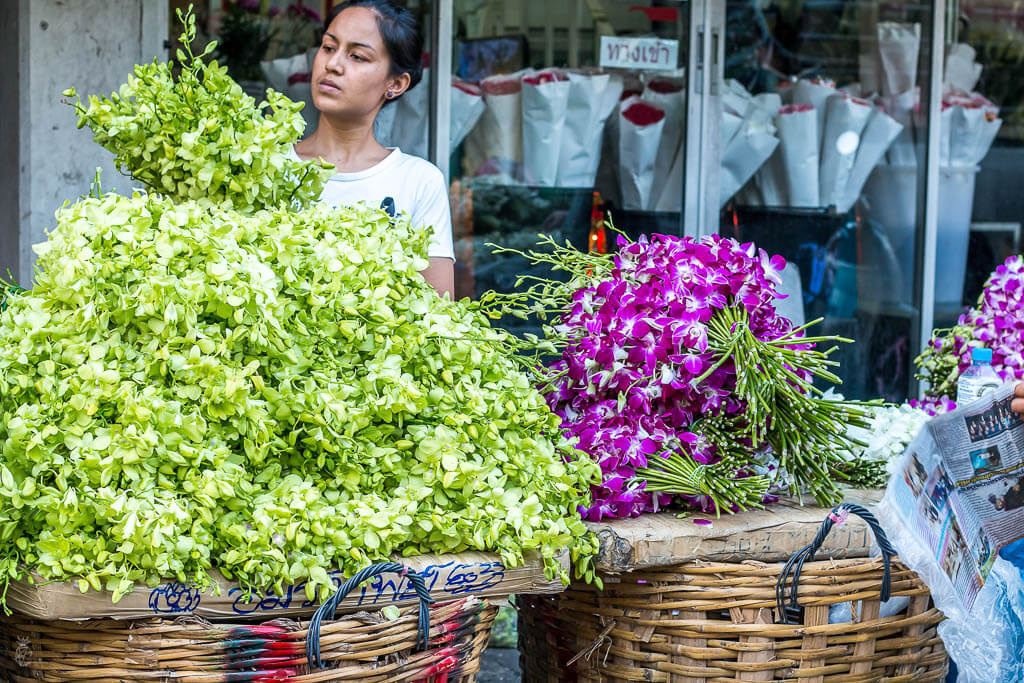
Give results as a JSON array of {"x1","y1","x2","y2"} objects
[{"x1": 885, "y1": 382, "x2": 1024, "y2": 610}]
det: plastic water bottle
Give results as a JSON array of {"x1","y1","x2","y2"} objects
[{"x1": 956, "y1": 347, "x2": 1001, "y2": 404}]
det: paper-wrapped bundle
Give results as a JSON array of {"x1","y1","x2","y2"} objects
[
  {"x1": 451, "y1": 79, "x2": 486, "y2": 151},
  {"x1": 722, "y1": 80, "x2": 780, "y2": 207},
  {"x1": 377, "y1": 72, "x2": 484, "y2": 160},
  {"x1": 819, "y1": 94, "x2": 873, "y2": 208},
  {"x1": 792, "y1": 78, "x2": 836, "y2": 152},
  {"x1": 878, "y1": 90, "x2": 918, "y2": 167},
  {"x1": 644, "y1": 73, "x2": 686, "y2": 197},
  {"x1": 943, "y1": 92, "x2": 1002, "y2": 167},
  {"x1": 877, "y1": 22, "x2": 920, "y2": 97},
  {"x1": 723, "y1": 121, "x2": 779, "y2": 207},
  {"x1": 835, "y1": 107, "x2": 903, "y2": 212},
  {"x1": 945, "y1": 44, "x2": 983, "y2": 94},
  {"x1": 462, "y1": 71, "x2": 528, "y2": 178},
  {"x1": 618, "y1": 97, "x2": 666, "y2": 210},
  {"x1": 387, "y1": 67, "x2": 430, "y2": 158},
  {"x1": 776, "y1": 103, "x2": 820, "y2": 207},
  {"x1": 556, "y1": 71, "x2": 623, "y2": 188},
  {"x1": 521, "y1": 70, "x2": 570, "y2": 186}
]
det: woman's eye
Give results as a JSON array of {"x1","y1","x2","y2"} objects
[{"x1": 351, "y1": 53, "x2": 365, "y2": 62}]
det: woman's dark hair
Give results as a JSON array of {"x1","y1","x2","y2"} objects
[{"x1": 323, "y1": 0, "x2": 424, "y2": 103}]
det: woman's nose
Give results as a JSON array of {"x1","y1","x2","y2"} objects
[{"x1": 324, "y1": 53, "x2": 343, "y2": 74}]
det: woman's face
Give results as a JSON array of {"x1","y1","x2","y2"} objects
[{"x1": 311, "y1": 7, "x2": 406, "y2": 120}]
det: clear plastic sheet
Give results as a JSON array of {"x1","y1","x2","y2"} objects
[{"x1": 877, "y1": 452, "x2": 1024, "y2": 683}]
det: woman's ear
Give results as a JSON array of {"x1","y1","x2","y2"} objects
[{"x1": 386, "y1": 72, "x2": 412, "y2": 100}]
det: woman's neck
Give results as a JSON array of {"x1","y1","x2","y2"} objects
[{"x1": 295, "y1": 113, "x2": 393, "y2": 173}]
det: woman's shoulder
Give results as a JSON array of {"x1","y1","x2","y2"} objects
[{"x1": 391, "y1": 150, "x2": 445, "y2": 185}]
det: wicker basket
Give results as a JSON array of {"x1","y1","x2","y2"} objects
[
  {"x1": 0, "y1": 563, "x2": 497, "y2": 682},
  {"x1": 519, "y1": 505, "x2": 948, "y2": 682}
]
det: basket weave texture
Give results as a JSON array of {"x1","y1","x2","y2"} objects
[
  {"x1": 519, "y1": 557, "x2": 947, "y2": 682},
  {"x1": 0, "y1": 595, "x2": 495, "y2": 682}
]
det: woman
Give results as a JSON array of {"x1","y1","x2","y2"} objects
[{"x1": 294, "y1": 0, "x2": 454, "y2": 296}]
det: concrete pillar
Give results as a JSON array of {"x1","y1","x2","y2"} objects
[{"x1": 0, "y1": 0, "x2": 167, "y2": 284}]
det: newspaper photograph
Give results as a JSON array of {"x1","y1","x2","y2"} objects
[{"x1": 885, "y1": 382, "x2": 1024, "y2": 610}]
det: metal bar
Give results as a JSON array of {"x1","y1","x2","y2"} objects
[
  {"x1": 683, "y1": 1, "x2": 705, "y2": 237},
  {"x1": 544, "y1": 5, "x2": 554, "y2": 66},
  {"x1": 428, "y1": 0, "x2": 453, "y2": 182},
  {"x1": 684, "y1": 0, "x2": 723, "y2": 238},
  {"x1": 568, "y1": 0, "x2": 581, "y2": 68},
  {"x1": 915, "y1": 0, "x2": 946, "y2": 396}
]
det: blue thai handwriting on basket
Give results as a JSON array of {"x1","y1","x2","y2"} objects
[
  {"x1": 146, "y1": 559, "x2": 507, "y2": 616},
  {"x1": 148, "y1": 582, "x2": 203, "y2": 614}
]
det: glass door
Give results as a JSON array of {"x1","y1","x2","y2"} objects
[{"x1": 713, "y1": 0, "x2": 939, "y2": 401}]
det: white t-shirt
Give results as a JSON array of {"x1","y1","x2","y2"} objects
[{"x1": 290, "y1": 146, "x2": 455, "y2": 260}]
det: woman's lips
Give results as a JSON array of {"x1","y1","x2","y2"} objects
[{"x1": 317, "y1": 79, "x2": 341, "y2": 94}]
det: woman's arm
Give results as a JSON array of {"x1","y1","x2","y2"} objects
[{"x1": 421, "y1": 257, "x2": 454, "y2": 298}]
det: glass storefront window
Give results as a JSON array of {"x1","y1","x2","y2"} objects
[
  {"x1": 434, "y1": 1, "x2": 691, "y2": 335},
  {"x1": 936, "y1": 0, "x2": 1023, "y2": 329},
  {"x1": 718, "y1": 0, "x2": 936, "y2": 401}
]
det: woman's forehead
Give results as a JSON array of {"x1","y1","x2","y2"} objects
[{"x1": 326, "y1": 7, "x2": 383, "y2": 49}]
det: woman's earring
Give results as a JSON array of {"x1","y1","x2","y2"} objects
[{"x1": 386, "y1": 91, "x2": 394, "y2": 99}]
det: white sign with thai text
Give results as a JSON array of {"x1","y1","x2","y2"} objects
[{"x1": 599, "y1": 36, "x2": 679, "y2": 71}]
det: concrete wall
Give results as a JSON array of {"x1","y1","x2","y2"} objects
[{"x1": 0, "y1": 0, "x2": 167, "y2": 283}]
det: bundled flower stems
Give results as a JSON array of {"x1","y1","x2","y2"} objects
[{"x1": 484, "y1": 232, "x2": 874, "y2": 520}]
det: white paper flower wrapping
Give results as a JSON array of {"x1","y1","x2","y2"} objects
[
  {"x1": 877, "y1": 22, "x2": 920, "y2": 97},
  {"x1": 819, "y1": 94, "x2": 873, "y2": 208},
  {"x1": 835, "y1": 107, "x2": 903, "y2": 213},
  {"x1": 642, "y1": 74, "x2": 686, "y2": 202},
  {"x1": 462, "y1": 71, "x2": 528, "y2": 178},
  {"x1": 792, "y1": 78, "x2": 836, "y2": 152},
  {"x1": 556, "y1": 71, "x2": 623, "y2": 188},
  {"x1": 776, "y1": 103, "x2": 820, "y2": 207},
  {"x1": 521, "y1": 70, "x2": 571, "y2": 187},
  {"x1": 617, "y1": 96, "x2": 666, "y2": 210}
]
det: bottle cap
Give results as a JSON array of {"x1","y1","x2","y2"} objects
[{"x1": 971, "y1": 347, "x2": 993, "y2": 364}]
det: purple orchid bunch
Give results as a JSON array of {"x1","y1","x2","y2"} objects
[
  {"x1": 917, "y1": 255, "x2": 1024, "y2": 410},
  {"x1": 487, "y1": 232, "x2": 871, "y2": 521}
]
